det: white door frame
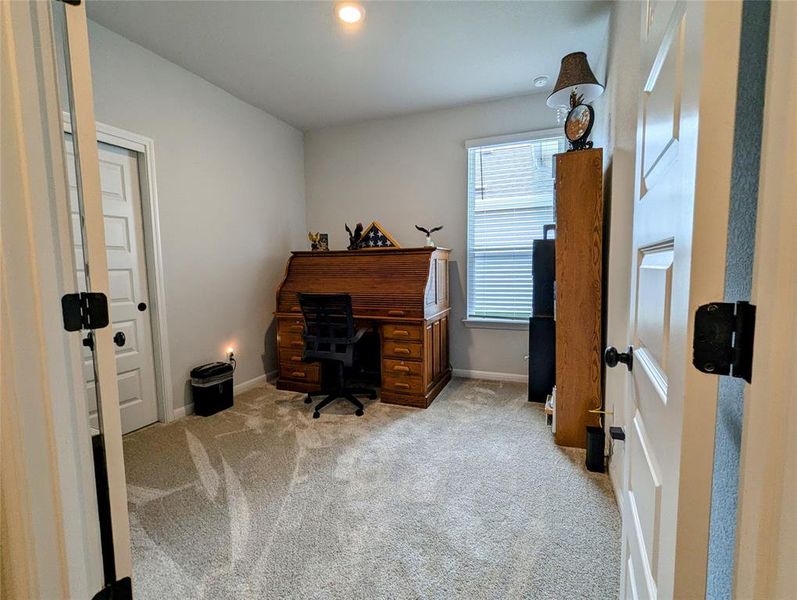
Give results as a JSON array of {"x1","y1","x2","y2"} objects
[
  {"x1": 59, "y1": 0, "x2": 133, "y2": 581},
  {"x1": 603, "y1": 0, "x2": 642, "y2": 510},
  {"x1": 733, "y1": 2, "x2": 797, "y2": 596},
  {"x1": 63, "y1": 113, "x2": 176, "y2": 424},
  {"x1": 2, "y1": 1, "x2": 105, "y2": 596}
]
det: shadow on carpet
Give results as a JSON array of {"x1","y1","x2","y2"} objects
[{"x1": 123, "y1": 377, "x2": 620, "y2": 599}]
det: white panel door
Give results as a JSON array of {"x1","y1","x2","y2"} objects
[
  {"x1": 67, "y1": 138, "x2": 159, "y2": 434},
  {"x1": 618, "y1": 1, "x2": 743, "y2": 599}
]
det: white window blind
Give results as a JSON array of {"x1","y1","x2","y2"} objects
[{"x1": 467, "y1": 133, "x2": 565, "y2": 321}]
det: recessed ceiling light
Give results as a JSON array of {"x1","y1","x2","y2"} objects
[
  {"x1": 335, "y1": 2, "x2": 365, "y2": 25},
  {"x1": 533, "y1": 76, "x2": 549, "y2": 88}
]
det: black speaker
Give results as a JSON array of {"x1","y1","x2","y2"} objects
[
  {"x1": 528, "y1": 316, "x2": 555, "y2": 402},
  {"x1": 531, "y1": 238, "x2": 555, "y2": 317},
  {"x1": 528, "y1": 226, "x2": 556, "y2": 403}
]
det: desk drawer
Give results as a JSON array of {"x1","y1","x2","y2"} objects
[
  {"x1": 279, "y1": 317, "x2": 305, "y2": 333},
  {"x1": 383, "y1": 323, "x2": 423, "y2": 341},
  {"x1": 383, "y1": 358, "x2": 423, "y2": 378},
  {"x1": 278, "y1": 330, "x2": 306, "y2": 350},
  {"x1": 280, "y1": 362, "x2": 319, "y2": 383},
  {"x1": 281, "y1": 349, "x2": 307, "y2": 364},
  {"x1": 383, "y1": 340, "x2": 423, "y2": 360},
  {"x1": 382, "y1": 372, "x2": 424, "y2": 394}
]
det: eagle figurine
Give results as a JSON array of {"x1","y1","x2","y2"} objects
[
  {"x1": 415, "y1": 225, "x2": 443, "y2": 247},
  {"x1": 345, "y1": 222, "x2": 364, "y2": 250}
]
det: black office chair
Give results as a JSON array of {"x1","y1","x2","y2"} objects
[{"x1": 298, "y1": 293, "x2": 377, "y2": 418}]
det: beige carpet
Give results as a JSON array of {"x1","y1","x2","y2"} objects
[{"x1": 124, "y1": 378, "x2": 620, "y2": 599}]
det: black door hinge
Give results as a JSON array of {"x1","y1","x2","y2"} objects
[
  {"x1": 61, "y1": 292, "x2": 110, "y2": 332},
  {"x1": 693, "y1": 301, "x2": 756, "y2": 383}
]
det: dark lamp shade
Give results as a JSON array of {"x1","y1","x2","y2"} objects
[{"x1": 546, "y1": 51, "x2": 604, "y2": 108}]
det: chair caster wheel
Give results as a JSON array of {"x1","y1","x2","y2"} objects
[
  {"x1": 304, "y1": 396, "x2": 312, "y2": 404},
  {"x1": 355, "y1": 409, "x2": 364, "y2": 417},
  {"x1": 313, "y1": 411, "x2": 320, "y2": 419}
]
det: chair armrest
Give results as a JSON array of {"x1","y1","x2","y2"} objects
[{"x1": 348, "y1": 327, "x2": 368, "y2": 344}]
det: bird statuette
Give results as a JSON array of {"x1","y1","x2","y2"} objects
[
  {"x1": 415, "y1": 225, "x2": 443, "y2": 247},
  {"x1": 345, "y1": 222, "x2": 364, "y2": 250}
]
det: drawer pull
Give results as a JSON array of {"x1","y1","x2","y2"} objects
[
  {"x1": 291, "y1": 371, "x2": 306, "y2": 378},
  {"x1": 394, "y1": 329, "x2": 410, "y2": 336},
  {"x1": 291, "y1": 340, "x2": 304, "y2": 347},
  {"x1": 290, "y1": 305, "x2": 300, "y2": 312},
  {"x1": 394, "y1": 347, "x2": 411, "y2": 355},
  {"x1": 289, "y1": 325, "x2": 303, "y2": 332},
  {"x1": 394, "y1": 382, "x2": 410, "y2": 390},
  {"x1": 388, "y1": 310, "x2": 405, "y2": 316},
  {"x1": 290, "y1": 355, "x2": 302, "y2": 362},
  {"x1": 393, "y1": 365, "x2": 411, "y2": 373}
]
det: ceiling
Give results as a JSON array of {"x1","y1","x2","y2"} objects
[{"x1": 87, "y1": 1, "x2": 611, "y2": 131}]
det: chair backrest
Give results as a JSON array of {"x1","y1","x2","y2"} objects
[{"x1": 297, "y1": 293, "x2": 356, "y2": 364}]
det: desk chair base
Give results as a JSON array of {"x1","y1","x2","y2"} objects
[{"x1": 304, "y1": 387, "x2": 377, "y2": 418}]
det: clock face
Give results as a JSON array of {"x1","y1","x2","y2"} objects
[{"x1": 565, "y1": 104, "x2": 593, "y2": 142}]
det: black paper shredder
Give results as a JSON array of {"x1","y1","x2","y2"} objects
[{"x1": 190, "y1": 362, "x2": 234, "y2": 416}]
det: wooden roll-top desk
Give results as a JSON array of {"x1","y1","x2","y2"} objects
[{"x1": 275, "y1": 247, "x2": 451, "y2": 408}]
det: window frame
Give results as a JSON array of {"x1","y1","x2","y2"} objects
[{"x1": 463, "y1": 128, "x2": 564, "y2": 330}]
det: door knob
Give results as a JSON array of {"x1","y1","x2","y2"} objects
[
  {"x1": 113, "y1": 331, "x2": 126, "y2": 347},
  {"x1": 604, "y1": 345, "x2": 633, "y2": 371},
  {"x1": 137, "y1": 302, "x2": 147, "y2": 312}
]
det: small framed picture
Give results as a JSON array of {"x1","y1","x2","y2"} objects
[{"x1": 308, "y1": 231, "x2": 329, "y2": 251}]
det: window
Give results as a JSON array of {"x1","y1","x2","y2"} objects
[{"x1": 466, "y1": 131, "x2": 565, "y2": 323}]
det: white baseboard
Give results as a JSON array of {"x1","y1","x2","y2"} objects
[
  {"x1": 452, "y1": 369, "x2": 528, "y2": 383},
  {"x1": 173, "y1": 403, "x2": 192, "y2": 419},
  {"x1": 172, "y1": 368, "x2": 528, "y2": 418},
  {"x1": 172, "y1": 371, "x2": 278, "y2": 419},
  {"x1": 233, "y1": 373, "x2": 267, "y2": 395}
]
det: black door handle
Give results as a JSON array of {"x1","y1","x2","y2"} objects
[
  {"x1": 604, "y1": 345, "x2": 633, "y2": 371},
  {"x1": 137, "y1": 302, "x2": 147, "y2": 312},
  {"x1": 113, "y1": 331, "x2": 126, "y2": 347}
]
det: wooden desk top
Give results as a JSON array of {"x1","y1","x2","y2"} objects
[{"x1": 288, "y1": 247, "x2": 450, "y2": 256}]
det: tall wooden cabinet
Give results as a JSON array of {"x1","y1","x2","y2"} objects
[{"x1": 554, "y1": 148, "x2": 604, "y2": 448}]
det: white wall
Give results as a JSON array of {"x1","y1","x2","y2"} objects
[
  {"x1": 87, "y1": 22, "x2": 307, "y2": 410},
  {"x1": 304, "y1": 94, "x2": 558, "y2": 377}
]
